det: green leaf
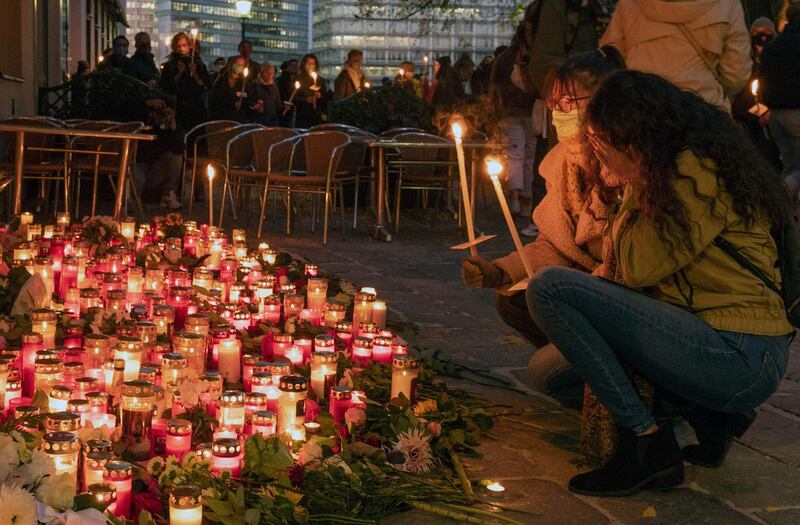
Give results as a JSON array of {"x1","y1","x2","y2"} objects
[
  {"x1": 205, "y1": 497, "x2": 235, "y2": 517},
  {"x1": 244, "y1": 435, "x2": 295, "y2": 479},
  {"x1": 73, "y1": 493, "x2": 109, "y2": 512},
  {"x1": 244, "y1": 508, "x2": 261, "y2": 525}
]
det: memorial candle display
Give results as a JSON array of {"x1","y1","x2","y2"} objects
[
  {"x1": 170, "y1": 485, "x2": 203, "y2": 525},
  {"x1": 42, "y1": 431, "x2": 80, "y2": 481},
  {"x1": 391, "y1": 355, "x2": 420, "y2": 403},
  {"x1": 103, "y1": 460, "x2": 133, "y2": 519},
  {"x1": 310, "y1": 351, "x2": 337, "y2": 401},
  {"x1": 277, "y1": 375, "x2": 307, "y2": 436},
  {"x1": 216, "y1": 338, "x2": 241, "y2": 383},
  {"x1": 83, "y1": 451, "x2": 111, "y2": 491},
  {"x1": 166, "y1": 419, "x2": 193, "y2": 460},
  {"x1": 211, "y1": 438, "x2": 242, "y2": 477},
  {"x1": 120, "y1": 380, "x2": 155, "y2": 460}
]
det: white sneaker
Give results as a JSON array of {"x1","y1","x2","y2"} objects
[
  {"x1": 161, "y1": 190, "x2": 182, "y2": 209},
  {"x1": 520, "y1": 223, "x2": 539, "y2": 237}
]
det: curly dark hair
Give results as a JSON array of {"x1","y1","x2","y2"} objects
[{"x1": 586, "y1": 70, "x2": 789, "y2": 251}]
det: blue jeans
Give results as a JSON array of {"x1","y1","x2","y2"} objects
[{"x1": 526, "y1": 267, "x2": 790, "y2": 433}]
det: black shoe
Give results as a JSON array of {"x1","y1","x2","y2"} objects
[
  {"x1": 568, "y1": 423, "x2": 685, "y2": 497},
  {"x1": 681, "y1": 407, "x2": 756, "y2": 468}
]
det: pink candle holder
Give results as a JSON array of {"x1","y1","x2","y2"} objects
[{"x1": 165, "y1": 419, "x2": 192, "y2": 461}]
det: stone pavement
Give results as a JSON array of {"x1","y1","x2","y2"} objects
[{"x1": 204, "y1": 195, "x2": 800, "y2": 524}]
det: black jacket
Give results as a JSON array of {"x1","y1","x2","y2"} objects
[
  {"x1": 249, "y1": 82, "x2": 283, "y2": 126},
  {"x1": 126, "y1": 51, "x2": 160, "y2": 84},
  {"x1": 159, "y1": 54, "x2": 209, "y2": 130},
  {"x1": 293, "y1": 71, "x2": 328, "y2": 128},
  {"x1": 760, "y1": 23, "x2": 800, "y2": 109},
  {"x1": 489, "y1": 45, "x2": 536, "y2": 117},
  {"x1": 209, "y1": 75, "x2": 250, "y2": 123}
]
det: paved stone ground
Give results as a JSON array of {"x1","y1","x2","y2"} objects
[{"x1": 186, "y1": 191, "x2": 800, "y2": 525}]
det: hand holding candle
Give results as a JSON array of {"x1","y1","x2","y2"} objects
[
  {"x1": 189, "y1": 28, "x2": 199, "y2": 60},
  {"x1": 284, "y1": 80, "x2": 301, "y2": 115}
]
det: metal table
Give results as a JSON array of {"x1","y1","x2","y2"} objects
[{"x1": 0, "y1": 123, "x2": 154, "y2": 220}]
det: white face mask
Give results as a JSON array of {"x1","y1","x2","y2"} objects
[{"x1": 551, "y1": 109, "x2": 582, "y2": 140}]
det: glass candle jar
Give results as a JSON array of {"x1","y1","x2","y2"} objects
[
  {"x1": 74, "y1": 376, "x2": 100, "y2": 399},
  {"x1": 86, "y1": 391, "x2": 108, "y2": 418},
  {"x1": 272, "y1": 334, "x2": 293, "y2": 360},
  {"x1": 283, "y1": 345, "x2": 304, "y2": 366},
  {"x1": 4, "y1": 376, "x2": 21, "y2": 416},
  {"x1": 216, "y1": 339, "x2": 241, "y2": 384},
  {"x1": 88, "y1": 483, "x2": 116, "y2": 512},
  {"x1": 166, "y1": 419, "x2": 193, "y2": 461},
  {"x1": 310, "y1": 351, "x2": 337, "y2": 401},
  {"x1": 83, "y1": 451, "x2": 111, "y2": 491},
  {"x1": 329, "y1": 386, "x2": 353, "y2": 423},
  {"x1": 244, "y1": 392, "x2": 267, "y2": 430},
  {"x1": 153, "y1": 304, "x2": 175, "y2": 336},
  {"x1": 352, "y1": 292, "x2": 375, "y2": 331},
  {"x1": 371, "y1": 300, "x2": 387, "y2": 330},
  {"x1": 391, "y1": 355, "x2": 420, "y2": 403},
  {"x1": 42, "y1": 431, "x2": 80, "y2": 481},
  {"x1": 335, "y1": 321, "x2": 353, "y2": 347},
  {"x1": 294, "y1": 337, "x2": 313, "y2": 362},
  {"x1": 145, "y1": 268, "x2": 165, "y2": 294},
  {"x1": 371, "y1": 335, "x2": 393, "y2": 364},
  {"x1": 170, "y1": 485, "x2": 203, "y2": 525},
  {"x1": 283, "y1": 293, "x2": 304, "y2": 319},
  {"x1": 79, "y1": 288, "x2": 102, "y2": 315},
  {"x1": 324, "y1": 302, "x2": 346, "y2": 328},
  {"x1": 306, "y1": 278, "x2": 328, "y2": 311},
  {"x1": 115, "y1": 337, "x2": 143, "y2": 382},
  {"x1": 84, "y1": 333, "x2": 110, "y2": 371},
  {"x1": 161, "y1": 353, "x2": 188, "y2": 388},
  {"x1": 106, "y1": 289, "x2": 128, "y2": 312},
  {"x1": 314, "y1": 335, "x2": 335, "y2": 353},
  {"x1": 211, "y1": 438, "x2": 242, "y2": 477},
  {"x1": 168, "y1": 286, "x2": 192, "y2": 330},
  {"x1": 134, "y1": 322, "x2": 157, "y2": 350},
  {"x1": 218, "y1": 391, "x2": 245, "y2": 433},
  {"x1": 173, "y1": 332, "x2": 206, "y2": 374},
  {"x1": 34, "y1": 358, "x2": 63, "y2": 396},
  {"x1": 351, "y1": 337, "x2": 373, "y2": 368},
  {"x1": 277, "y1": 375, "x2": 308, "y2": 436},
  {"x1": 0, "y1": 360, "x2": 8, "y2": 412},
  {"x1": 184, "y1": 313, "x2": 211, "y2": 339},
  {"x1": 242, "y1": 354, "x2": 259, "y2": 392},
  {"x1": 103, "y1": 460, "x2": 133, "y2": 519},
  {"x1": 21, "y1": 332, "x2": 44, "y2": 398},
  {"x1": 252, "y1": 410, "x2": 277, "y2": 438},
  {"x1": 149, "y1": 343, "x2": 171, "y2": 365},
  {"x1": 262, "y1": 295, "x2": 281, "y2": 323},
  {"x1": 31, "y1": 308, "x2": 57, "y2": 347},
  {"x1": 192, "y1": 268, "x2": 214, "y2": 290},
  {"x1": 67, "y1": 398, "x2": 91, "y2": 426},
  {"x1": 48, "y1": 384, "x2": 73, "y2": 413},
  {"x1": 62, "y1": 361, "x2": 84, "y2": 387},
  {"x1": 229, "y1": 282, "x2": 246, "y2": 304},
  {"x1": 120, "y1": 380, "x2": 155, "y2": 460},
  {"x1": 359, "y1": 323, "x2": 379, "y2": 340}
]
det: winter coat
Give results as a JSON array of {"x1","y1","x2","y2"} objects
[
  {"x1": 489, "y1": 45, "x2": 536, "y2": 118},
  {"x1": 249, "y1": 81, "x2": 283, "y2": 126},
  {"x1": 126, "y1": 51, "x2": 160, "y2": 84},
  {"x1": 159, "y1": 54, "x2": 209, "y2": 131},
  {"x1": 759, "y1": 22, "x2": 800, "y2": 109},
  {"x1": 209, "y1": 74, "x2": 250, "y2": 123},
  {"x1": 293, "y1": 71, "x2": 328, "y2": 128},
  {"x1": 600, "y1": 0, "x2": 752, "y2": 109},
  {"x1": 493, "y1": 138, "x2": 612, "y2": 292},
  {"x1": 334, "y1": 65, "x2": 369, "y2": 100}
]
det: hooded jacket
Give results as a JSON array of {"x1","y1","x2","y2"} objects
[{"x1": 601, "y1": 0, "x2": 752, "y2": 109}]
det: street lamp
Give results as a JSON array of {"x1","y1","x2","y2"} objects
[{"x1": 235, "y1": 1, "x2": 252, "y2": 42}]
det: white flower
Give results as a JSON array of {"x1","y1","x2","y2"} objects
[
  {"x1": 177, "y1": 379, "x2": 203, "y2": 408},
  {"x1": 322, "y1": 455, "x2": 352, "y2": 475},
  {"x1": 0, "y1": 434, "x2": 21, "y2": 484},
  {"x1": 392, "y1": 428, "x2": 435, "y2": 473},
  {"x1": 18, "y1": 449, "x2": 56, "y2": 486},
  {"x1": 344, "y1": 407, "x2": 366, "y2": 428},
  {"x1": 36, "y1": 472, "x2": 76, "y2": 512},
  {"x1": 296, "y1": 442, "x2": 322, "y2": 467},
  {"x1": 12, "y1": 432, "x2": 31, "y2": 464},
  {"x1": 0, "y1": 483, "x2": 37, "y2": 525}
]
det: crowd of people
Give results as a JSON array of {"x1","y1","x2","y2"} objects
[{"x1": 462, "y1": 0, "x2": 800, "y2": 499}]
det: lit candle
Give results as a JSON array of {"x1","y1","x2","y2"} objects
[
  {"x1": 271, "y1": 334, "x2": 293, "y2": 360},
  {"x1": 170, "y1": 485, "x2": 203, "y2": 525},
  {"x1": 3, "y1": 376, "x2": 21, "y2": 416},
  {"x1": 371, "y1": 335, "x2": 393, "y2": 364},
  {"x1": 352, "y1": 292, "x2": 375, "y2": 332},
  {"x1": 452, "y1": 119, "x2": 478, "y2": 256},
  {"x1": 103, "y1": 460, "x2": 133, "y2": 519},
  {"x1": 42, "y1": 431, "x2": 80, "y2": 482},
  {"x1": 173, "y1": 331, "x2": 207, "y2": 375},
  {"x1": 48, "y1": 384, "x2": 72, "y2": 413},
  {"x1": 391, "y1": 354, "x2": 420, "y2": 402},
  {"x1": 83, "y1": 451, "x2": 110, "y2": 491},
  {"x1": 31, "y1": 308, "x2": 57, "y2": 347},
  {"x1": 216, "y1": 339, "x2": 242, "y2": 384},
  {"x1": 329, "y1": 386, "x2": 353, "y2": 423},
  {"x1": 87, "y1": 483, "x2": 116, "y2": 512},
  {"x1": 277, "y1": 375, "x2": 307, "y2": 436},
  {"x1": 252, "y1": 410, "x2": 277, "y2": 438},
  {"x1": 21, "y1": 332, "x2": 43, "y2": 398},
  {"x1": 218, "y1": 390, "x2": 245, "y2": 433},
  {"x1": 114, "y1": 338, "x2": 143, "y2": 382},
  {"x1": 309, "y1": 351, "x2": 337, "y2": 401},
  {"x1": 352, "y1": 337, "x2": 373, "y2": 368},
  {"x1": 120, "y1": 380, "x2": 155, "y2": 460},
  {"x1": 165, "y1": 419, "x2": 193, "y2": 461},
  {"x1": 306, "y1": 277, "x2": 327, "y2": 311},
  {"x1": 486, "y1": 158, "x2": 534, "y2": 279},
  {"x1": 371, "y1": 300, "x2": 387, "y2": 330},
  {"x1": 120, "y1": 217, "x2": 136, "y2": 243},
  {"x1": 211, "y1": 438, "x2": 242, "y2": 477}
]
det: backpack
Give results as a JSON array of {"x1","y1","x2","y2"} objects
[{"x1": 713, "y1": 216, "x2": 800, "y2": 328}]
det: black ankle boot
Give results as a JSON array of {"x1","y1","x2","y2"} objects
[
  {"x1": 568, "y1": 423, "x2": 684, "y2": 497},
  {"x1": 681, "y1": 407, "x2": 757, "y2": 468}
]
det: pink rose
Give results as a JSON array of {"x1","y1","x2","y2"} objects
[
  {"x1": 305, "y1": 399, "x2": 321, "y2": 422},
  {"x1": 427, "y1": 421, "x2": 443, "y2": 437},
  {"x1": 344, "y1": 407, "x2": 366, "y2": 427}
]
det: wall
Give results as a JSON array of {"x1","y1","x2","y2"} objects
[{"x1": 0, "y1": 1, "x2": 38, "y2": 117}]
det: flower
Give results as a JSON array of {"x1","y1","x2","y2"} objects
[
  {"x1": 427, "y1": 421, "x2": 443, "y2": 437},
  {"x1": 0, "y1": 483, "x2": 37, "y2": 525},
  {"x1": 177, "y1": 379, "x2": 204, "y2": 408},
  {"x1": 147, "y1": 456, "x2": 165, "y2": 476},
  {"x1": 18, "y1": 449, "x2": 56, "y2": 486},
  {"x1": 338, "y1": 368, "x2": 354, "y2": 388},
  {"x1": 36, "y1": 472, "x2": 76, "y2": 511},
  {"x1": 296, "y1": 442, "x2": 322, "y2": 467},
  {"x1": 304, "y1": 399, "x2": 320, "y2": 422},
  {"x1": 344, "y1": 407, "x2": 366, "y2": 428},
  {"x1": 392, "y1": 428, "x2": 435, "y2": 473},
  {"x1": 0, "y1": 433, "x2": 21, "y2": 484},
  {"x1": 322, "y1": 455, "x2": 352, "y2": 475},
  {"x1": 413, "y1": 399, "x2": 438, "y2": 417}
]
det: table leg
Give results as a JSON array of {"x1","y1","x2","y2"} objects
[
  {"x1": 370, "y1": 145, "x2": 392, "y2": 242},
  {"x1": 113, "y1": 139, "x2": 131, "y2": 220},
  {"x1": 12, "y1": 131, "x2": 25, "y2": 216}
]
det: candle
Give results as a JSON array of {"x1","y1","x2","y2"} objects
[
  {"x1": 173, "y1": 331, "x2": 206, "y2": 374},
  {"x1": 21, "y1": 332, "x2": 43, "y2": 398},
  {"x1": 352, "y1": 337, "x2": 373, "y2": 368},
  {"x1": 211, "y1": 438, "x2": 242, "y2": 477},
  {"x1": 34, "y1": 358, "x2": 63, "y2": 397},
  {"x1": 166, "y1": 419, "x2": 193, "y2": 461},
  {"x1": 83, "y1": 451, "x2": 110, "y2": 491},
  {"x1": 252, "y1": 410, "x2": 277, "y2": 437},
  {"x1": 103, "y1": 460, "x2": 133, "y2": 518},
  {"x1": 168, "y1": 287, "x2": 192, "y2": 330},
  {"x1": 120, "y1": 217, "x2": 136, "y2": 243},
  {"x1": 335, "y1": 321, "x2": 353, "y2": 347},
  {"x1": 262, "y1": 295, "x2": 281, "y2": 323},
  {"x1": 218, "y1": 390, "x2": 245, "y2": 433},
  {"x1": 4, "y1": 376, "x2": 21, "y2": 416},
  {"x1": 284, "y1": 345, "x2": 304, "y2": 366},
  {"x1": 272, "y1": 334, "x2": 293, "y2": 360},
  {"x1": 485, "y1": 481, "x2": 506, "y2": 497},
  {"x1": 42, "y1": 431, "x2": 80, "y2": 482},
  {"x1": 306, "y1": 277, "x2": 328, "y2": 311},
  {"x1": 48, "y1": 385, "x2": 72, "y2": 412},
  {"x1": 310, "y1": 351, "x2": 337, "y2": 401},
  {"x1": 151, "y1": 416, "x2": 167, "y2": 456},
  {"x1": 115, "y1": 338, "x2": 143, "y2": 382},
  {"x1": 242, "y1": 354, "x2": 259, "y2": 392},
  {"x1": 352, "y1": 292, "x2": 375, "y2": 331},
  {"x1": 170, "y1": 485, "x2": 203, "y2": 525},
  {"x1": 329, "y1": 386, "x2": 353, "y2": 423},
  {"x1": 216, "y1": 339, "x2": 242, "y2": 384},
  {"x1": 371, "y1": 335, "x2": 393, "y2": 364},
  {"x1": 486, "y1": 158, "x2": 534, "y2": 279},
  {"x1": 371, "y1": 300, "x2": 387, "y2": 329},
  {"x1": 324, "y1": 302, "x2": 346, "y2": 327},
  {"x1": 87, "y1": 483, "x2": 116, "y2": 511},
  {"x1": 161, "y1": 353, "x2": 187, "y2": 388},
  {"x1": 207, "y1": 164, "x2": 215, "y2": 227},
  {"x1": 452, "y1": 120, "x2": 478, "y2": 256},
  {"x1": 120, "y1": 380, "x2": 155, "y2": 460},
  {"x1": 31, "y1": 308, "x2": 57, "y2": 347},
  {"x1": 277, "y1": 375, "x2": 307, "y2": 435},
  {"x1": 391, "y1": 354, "x2": 420, "y2": 403}
]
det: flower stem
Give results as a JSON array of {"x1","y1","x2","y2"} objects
[
  {"x1": 450, "y1": 449, "x2": 475, "y2": 503},
  {"x1": 409, "y1": 501, "x2": 496, "y2": 524}
]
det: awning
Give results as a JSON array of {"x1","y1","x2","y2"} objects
[{"x1": 105, "y1": 0, "x2": 129, "y2": 27}]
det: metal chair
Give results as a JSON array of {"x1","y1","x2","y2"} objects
[
  {"x1": 379, "y1": 127, "x2": 426, "y2": 138},
  {"x1": 182, "y1": 120, "x2": 238, "y2": 210},
  {"x1": 390, "y1": 132, "x2": 457, "y2": 234},
  {"x1": 261, "y1": 131, "x2": 351, "y2": 244}
]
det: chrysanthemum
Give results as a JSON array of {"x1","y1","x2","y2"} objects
[
  {"x1": 413, "y1": 399, "x2": 438, "y2": 417},
  {"x1": 0, "y1": 483, "x2": 37, "y2": 525},
  {"x1": 392, "y1": 428, "x2": 435, "y2": 473}
]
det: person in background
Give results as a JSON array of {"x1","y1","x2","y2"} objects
[
  {"x1": 277, "y1": 59, "x2": 300, "y2": 127},
  {"x1": 126, "y1": 32, "x2": 159, "y2": 86},
  {"x1": 99, "y1": 35, "x2": 131, "y2": 71},
  {"x1": 431, "y1": 56, "x2": 464, "y2": 108},
  {"x1": 600, "y1": 0, "x2": 751, "y2": 110},
  {"x1": 159, "y1": 32, "x2": 209, "y2": 132},
  {"x1": 471, "y1": 54, "x2": 495, "y2": 97},
  {"x1": 71, "y1": 61, "x2": 92, "y2": 117},
  {"x1": 453, "y1": 53, "x2": 476, "y2": 97},
  {"x1": 208, "y1": 57, "x2": 226, "y2": 87},
  {"x1": 136, "y1": 99, "x2": 184, "y2": 209},
  {"x1": 395, "y1": 61, "x2": 421, "y2": 97},
  {"x1": 209, "y1": 56, "x2": 251, "y2": 123},
  {"x1": 760, "y1": 3, "x2": 800, "y2": 196},
  {"x1": 731, "y1": 17, "x2": 781, "y2": 171},
  {"x1": 334, "y1": 49, "x2": 369, "y2": 100},
  {"x1": 464, "y1": 47, "x2": 625, "y2": 409},
  {"x1": 293, "y1": 53, "x2": 328, "y2": 128},
  {"x1": 249, "y1": 63, "x2": 283, "y2": 126},
  {"x1": 527, "y1": 70, "x2": 791, "y2": 496},
  {"x1": 235, "y1": 40, "x2": 260, "y2": 76},
  {"x1": 100, "y1": 48, "x2": 115, "y2": 64}
]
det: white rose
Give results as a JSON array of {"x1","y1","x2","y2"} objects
[
  {"x1": 296, "y1": 442, "x2": 322, "y2": 467},
  {"x1": 0, "y1": 434, "x2": 20, "y2": 483},
  {"x1": 36, "y1": 472, "x2": 76, "y2": 511},
  {"x1": 19, "y1": 449, "x2": 56, "y2": 486}
]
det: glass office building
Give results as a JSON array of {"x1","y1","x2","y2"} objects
[
  {"x1": 312, "y1": 1, "x2": 514, "y2": 80},
  {"x1": 154, "y1": 0, "x2": 310, "y2": 66}
]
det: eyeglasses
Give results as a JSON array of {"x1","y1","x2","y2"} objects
[{"x1": 550, "y1": 95, "x2": 591, "y2": 112}]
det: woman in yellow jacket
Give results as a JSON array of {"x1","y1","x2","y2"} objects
[{"x1": 527, "y1": 70, "x2": 793, "y2": 497}]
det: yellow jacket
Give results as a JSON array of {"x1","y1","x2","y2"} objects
[{"x1": 611, "y1": 150, "x2": 792, "y2": 336}]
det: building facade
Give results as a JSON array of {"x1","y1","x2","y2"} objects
[
  {"x1": 0, "y1": 0, "x2": 127, "y2": 117},
  {"x1": 312, "y1": 1, "x2": 514, "y2": 81},
  {"x1": 126, "y1": 0, "x2": 163, "y2": 56},
  {"x1": 154, "y1": 0, "x2": 311, "y2": 67}
]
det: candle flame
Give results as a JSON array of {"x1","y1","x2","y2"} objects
[
  {"x1": 451, "y1": 121, "x2": 464, "y2": 140},
  {"x1": 364, "y1": 81, "x2": 371, "y2": 89},
  {"x1": 207, "y1": 164, "x2": 215, "y2": 181},
  {"x1": 398, "y1": 68, "x2": 404, "y2": 76},
  {"x1": 98, "y1": 55, "x2": 104, "y2": 63},
  {"x1": 486, "y1": 481, "x2": 505, "y2": 493},
  {"x1": 423, "y1": 55, "x2": 429, "y2": 63},
  {"x1": 311, "y1": 71, "x2": 318, "y2": 81},
  {"x1": 751, "y1": 79, "x2": 759, "y2": 96},
  {"x1": 294, "y1": 80, "x2": 300, "y2": 89},
  {"x1": 190, "y1": 28, "x2": 199, "y2": 37},
  {"x1": 244, "y1": 67, "x2": 249, "y2": 78},
  {"x1": 485, "y1": 157, "x2": 504, "y2": 179}
]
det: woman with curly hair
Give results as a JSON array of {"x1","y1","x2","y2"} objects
[{"x1": 526, "y1": 70, "x2": 792, "y2": 497}]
